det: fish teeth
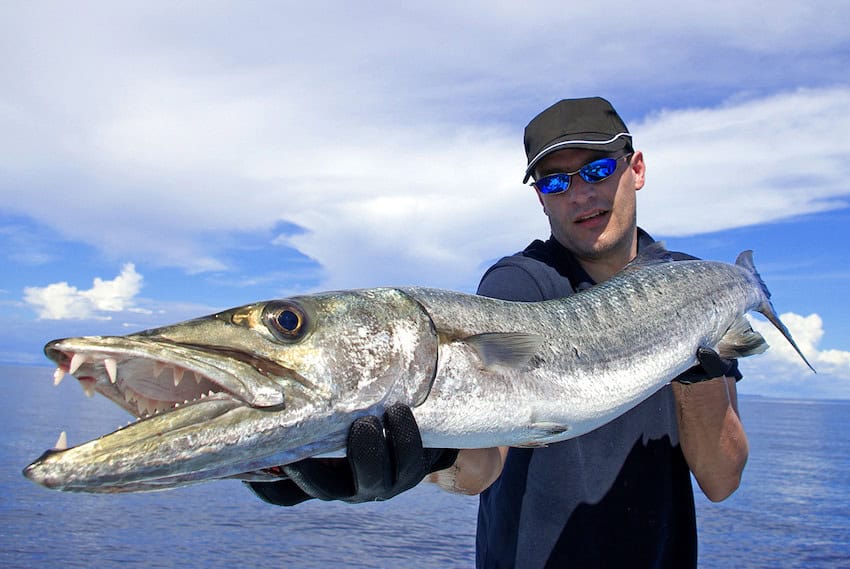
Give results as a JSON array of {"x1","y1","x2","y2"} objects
[
  {"x1": 53, "y1": 368, "x2": 65, "y2": 386},
  {"x1": 54, "y1": 431, "x2": 68, "y2": 450},
  {"x1": 104, "y1": 358, "x2": 118, "y2": 384},
  {"x1": 138, "y1": 397, "x2": 169, "y2": 416},
  {"x1": 80, "y1": 380, "x2": 96, "y2": 398},
  {"x1": 69, "y1": 353, "x2": 87, "y2": 374},
  {"x1": 153, "y1": 361, "x2": 166, "y2": 378},
  {"x1": 194, "y1": 371, "x2": 202, "y2": 384},
  {"x1": 173, "y1": 367, "x2": 185, "y2": 386},
  {"x1": 139, "y1": 397, "x2": 155, "y2": 416}
]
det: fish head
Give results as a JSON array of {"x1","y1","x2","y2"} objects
[{"x1": 25, "y1": 288, "x2": 438, "y2": 493}]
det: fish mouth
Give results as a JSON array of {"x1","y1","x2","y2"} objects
[
  {"x1": 45, "y1": 336, "x2": 289, "y2": 420},
  {"x1": 27, "y1": 337, "x2": 320, "y2": 492}
]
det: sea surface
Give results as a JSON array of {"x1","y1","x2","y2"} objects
[{"x1": 1, "y1": 365, "x2": 849, "y2": 568}]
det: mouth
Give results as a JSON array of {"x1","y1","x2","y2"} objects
[
  {"x1": 575, "y1": 209, "x2": 609, "y2": 224},
  {"x1": 45, "y1": 337, "x2": 287, "y2": 421}
]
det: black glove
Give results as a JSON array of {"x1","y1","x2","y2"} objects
[
  {"x1": 674, "y1": 347, "x2": 741, "y2": 385},
  {"x1": 246, "y1": 403, "x2": 458, "y2": 506}
]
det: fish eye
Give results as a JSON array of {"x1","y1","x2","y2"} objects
[{"x1": 263, "y1": 302, "x2": 308, "y2": 341}]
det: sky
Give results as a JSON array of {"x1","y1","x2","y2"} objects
[{"x1": 1, "y1": 1, "x2": 849, "y2": 399}]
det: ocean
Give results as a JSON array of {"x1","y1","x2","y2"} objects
[{"x1": 1, "y1": 365, "x2": 848, "y2": 568}]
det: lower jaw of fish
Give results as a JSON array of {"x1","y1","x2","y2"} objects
[
  {"x1": 22, "y1": 395, "x2": 245, "y2": 489},
  {"x1": 23, "y1": 391, "x2": 356, "y2": 494}
]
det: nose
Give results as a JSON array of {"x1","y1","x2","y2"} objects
[{"x1": 567, "y1": 177, "x2": 596, "y2": 203}]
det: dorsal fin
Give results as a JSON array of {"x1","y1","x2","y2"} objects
[{"x1": 735, "y1": 250, "x2": 771, "y2": 299}]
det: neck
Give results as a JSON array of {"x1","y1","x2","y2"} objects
[{"x1": 575, "y1": 230, "x2": 639, "y2": 283}]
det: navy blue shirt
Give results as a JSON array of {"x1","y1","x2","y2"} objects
[{"x1": 475, "y1": 230, "x2": 698, "y2": 569}]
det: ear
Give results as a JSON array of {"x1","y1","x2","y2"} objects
[{"x1": 630, "y1": 151, "x2": 646, "y2": 192}]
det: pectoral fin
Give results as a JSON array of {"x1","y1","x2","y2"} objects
[{"x1": 464, "y1": 332, "x2": 544, "y2": 369}]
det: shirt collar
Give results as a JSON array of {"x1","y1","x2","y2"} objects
[{"x1": 546, "y1": 227, "x2": 656, "y2": 291}]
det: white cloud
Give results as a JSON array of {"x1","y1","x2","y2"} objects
[
  {"x1": 24, "y1": 264, "x2": 143, "y2": 320},
  {"x1": 739, "y1": 312, "x2": 850, "y2": 398},
  {"x1": 1, "y1": 2, "x2": 849, "y2": 292},
  {"x1": 637, "y1": 88, "x2": 850, "y2": 236},
  {"x1": 7, "y1": 85, "x2": 848, "y2": 291},
  {"x1": 748, "y1": 312, "x2": 850, "y2": 379}
]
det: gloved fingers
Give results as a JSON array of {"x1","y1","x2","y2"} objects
[
  {"x1": 427, "y1": 448, "x2": 460, "y2": 473},
  {"x1": 283, "y1": 458, "x2": 355, "y2": 501},
  {"x1": 248, "y1": 406, "x2": 458, "y2": 506},
  {"x1": 383, "y1": 403, "x2": 428, "y2": 492},
  {"x1": 696, "y1": 347, "x2": 735, "y2": 379},
  {"x1": 244, "y1": 479, "x2": 315, "y2": 507},
  {"x1": 346, "y1": 415, "x2": 393, "y2": 501},
  {"x1": 675, "y1": 347, "x2": 739, "y2": 384}
]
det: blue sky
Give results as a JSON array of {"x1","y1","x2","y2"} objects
[{"x1": 1, "y1": 1, "x2": 849, "y2": 398}]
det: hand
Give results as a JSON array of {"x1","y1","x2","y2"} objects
[
  {"x1": 245, "y1": 403, "x2": 458, "y2": 505},
  {"x1": 674, "y1": 347, "x2": 740, "y2": 385}
]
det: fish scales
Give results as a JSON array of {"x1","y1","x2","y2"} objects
[
  {"x1": 404, "y1": 258, "x2": 765, "y2": 449},
  {"x1": 22, "y1": 246, "x2": 813, "y2": 493}
]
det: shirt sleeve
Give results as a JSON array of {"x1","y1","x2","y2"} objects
[{"x1": 476, "y1": 263, "x2": 547, "y2": 302}]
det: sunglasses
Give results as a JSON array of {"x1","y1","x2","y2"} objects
[{"x1": 531, "y1": 154, "x2": 631, "y2": 195}]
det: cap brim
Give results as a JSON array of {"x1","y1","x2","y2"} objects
[{"x1": 523, "y1": 132, "x2": 632, "y2": 183}]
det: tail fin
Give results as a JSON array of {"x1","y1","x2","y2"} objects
[{"x1": 735, "y1": 251, "x2": 817, "y2": 373}]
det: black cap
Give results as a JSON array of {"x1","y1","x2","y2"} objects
[{"x1": 523, "y1": 97, "x2": 632, "y2": 183}]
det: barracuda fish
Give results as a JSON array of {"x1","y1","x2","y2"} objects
[{"x1": 23, "y1": 245, "x2": 813, "y2": 493}]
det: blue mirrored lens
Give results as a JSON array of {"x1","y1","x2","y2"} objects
[
  {"x1": 578, "y1": 158, "x2": 618, "y2": 183},
  {"x1": 535, "y1": 174, "x2": 571, "y2": 194}
]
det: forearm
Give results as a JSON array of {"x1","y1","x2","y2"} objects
[
  {"x1": 428, "y1": 447, "x2": 507, "y2": 495},
  {"x1": 672, "y1": 377, "x2": 749, "y2": 501}
]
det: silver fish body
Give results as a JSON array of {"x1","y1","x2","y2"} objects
[{"x1": 23, "y1": 246, "x2": 812, "y2": 493}]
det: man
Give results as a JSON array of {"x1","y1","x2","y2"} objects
[
  {"x1": 248, "y1": 97, "x2": 748, "y2": 568},
  {"x1": 463, "y1": 97, "x2": 749, "y2": 568}
]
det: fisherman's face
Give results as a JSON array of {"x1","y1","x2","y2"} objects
[{"x1": 533, "y1": 148, "x2": 645, "y2": 267}]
